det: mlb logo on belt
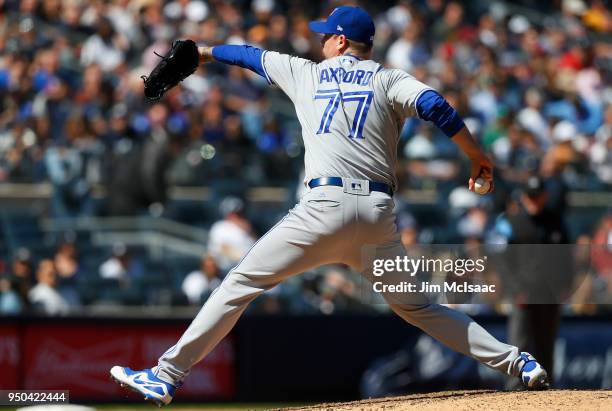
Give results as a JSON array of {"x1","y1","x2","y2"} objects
[{"x1": 344, "y1": 178, "x2": 369, "y2": 195}]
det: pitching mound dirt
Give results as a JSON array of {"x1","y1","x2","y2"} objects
[{"x1": 280, "y1": 389, "x2": 612, "y2": 411}]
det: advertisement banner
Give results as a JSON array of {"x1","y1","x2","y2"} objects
[
  {"x1": 361, "y1": 322, "x2": 612, "y2": 397},
  {"x1": 21, "y1": 323, "x2": 234, "y2": 400},
  {"x1": 0, "y1": 324, "x2": 19, "y2": 389}
]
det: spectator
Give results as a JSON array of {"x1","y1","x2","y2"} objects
[
  {"x1": 28, "y1": 259, "x2": 70, "y2": 315},
  {"x1": 571, "y1": 214, "x2": 612, "y2": 312},
  {"x1": 517, "y1": 88, "x2": 549, "y2": 148},
  {"x1": 590, "y1": 104, "x2": 612, "y2": 185},
  {"x1": 208, "y1": 197, "x2": 256, "y2": 272},
  {"x1": 591, "y1": 213, "x2": 612, "y2": 286},
  {"x1": 457, "y1": 205, "x2": 490, "y2": 240},
  {"x1": 140, "y1": 103, "x2": 173, "y2": 213},
  {"x1": 0, "y1": 276, "x2": 22, "y2": 315},
  {"x1": 0, "y1": 120, "x2": 43, "y2": 183},
  {"x1": 44, "y1": 138, "x2": 92, "y2": 218},
  {"x1": 9, "y1": 248, "x2": 34, "y2": 309},
  {"x1": 216, "y1": 115, "x2": 255, "y2": 180},
  {"x1": 105, "y1": 104, "x2": 173, "y2": 216},
  {"x1": 105, "y1": 132, "x2": 148, "y2": 216},
  {"x1": 492, "y1": 124, "x2": 542, "y2": 184},
  {"x1": 181, "y1": 254, "x2": 222, "y2": 305},
  {"x1": 431, "y1": 1, "x2": 464, "y2": 42},
  {"x1": 386, "y1": 20, "x2": 428, "y2": 73},
  {"x1": 99, "y1": 243, "x2": 144, "y2": 288},
  {"x1": 80, "y1": 17, "x2": 127, "y2": 72},
  {"x1": 54, "y1": 241, "x2": 81, "y2": 306},
  {"x1": 582, "y1": 0, "x2": 612, "y2": 33}
]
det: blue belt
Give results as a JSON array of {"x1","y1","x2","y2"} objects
[{"x1": 308, "y1": 177, "x2": 394, "y2": 196}]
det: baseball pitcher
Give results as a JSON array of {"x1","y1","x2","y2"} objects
[{"x1": 111, "y1": 6, "x2": 549, "y2": 405}]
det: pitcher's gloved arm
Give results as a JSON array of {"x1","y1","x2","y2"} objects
[{"x1": 198, "y1": 45, "x2": 268, "y2": 79}]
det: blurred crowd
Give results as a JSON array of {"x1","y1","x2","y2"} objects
[
  {"x1": 0, "y1": 0, "x2": 611, "y2": 213},
  {"x1": 0, "y1": 197, "x2": 369, "y2": 315},
  {"x1": 0, "y1": 187, "x2": 363, "y2": 315},
  {"x1": 1, "y1": 0, "x2": 611, "y2": 315}
]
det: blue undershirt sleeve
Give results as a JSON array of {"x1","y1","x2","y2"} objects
[
  {"x1": 212, "y1": 45, "x2": 267, "y2": 80},
  {"x1": 415, "y1": 89, "x2": 465, "y2": 138}
]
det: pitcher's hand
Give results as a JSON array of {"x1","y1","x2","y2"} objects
[{"x1": 469, "y1": 155, "x2": 494, "y2": 193}]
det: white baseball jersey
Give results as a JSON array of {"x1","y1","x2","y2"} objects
[{"x1": 262, "y1": 52, "x2": 432, "y2": 188}]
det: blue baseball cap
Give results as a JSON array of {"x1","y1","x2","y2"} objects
[{"x1": 309, "y1": 6, "x2": 375, "y2": 45}]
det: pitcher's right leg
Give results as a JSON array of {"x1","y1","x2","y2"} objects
[
  {"x1": 387, "y1": 300, "x2": 521, "y2": 374},
  {"x1": 352, "y1": 235, "x2": 548, "y2": 389}
]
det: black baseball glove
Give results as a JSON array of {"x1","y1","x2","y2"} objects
[{"x1": 141, "y1": 39, "x2": 200, "y2": 102}]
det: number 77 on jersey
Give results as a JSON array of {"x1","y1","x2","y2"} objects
[{"x1": 315, "y1": 89, "x2": 374, "y2": 139}]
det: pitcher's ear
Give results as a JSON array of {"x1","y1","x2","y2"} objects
[{"x1": 337, "y1": 34, "x2": 348, "y2": 51}]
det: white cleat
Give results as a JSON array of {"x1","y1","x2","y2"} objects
[
  {"x1": 110, "y1": 366, "x2": 178, "y2": 406},
  {"x1": 518, "y1": 352, "x2": 550, "y2": 390}
]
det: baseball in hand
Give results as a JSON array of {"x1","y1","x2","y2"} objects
[
  {"x1": 474, "y1": 177, "x2": 491, "y2": 194},
  {"x1": 474, "y1": 178, "x2": 491, "y2": 195}
]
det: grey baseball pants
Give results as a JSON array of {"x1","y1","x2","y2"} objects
[{"x1": 155, "y1": 183, "x2": 524, "y2": 384}]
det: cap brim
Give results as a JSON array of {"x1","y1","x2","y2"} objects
[{"x1": 308, "y1": 21, "x2": 334, "y2": 35}]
